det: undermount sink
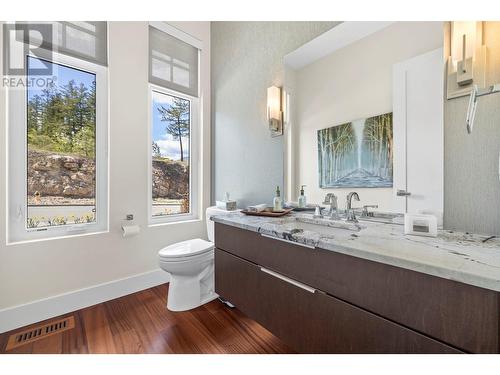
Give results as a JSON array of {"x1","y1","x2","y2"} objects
[
  {"x1": 290, "y1": 221, "x2": 360, "y2": 237},
  {"x1": 276, "y1": 216, "x2": 364, "y2": 237},
  {"x1": 356, "y1": 211, "x2": 403, "y2": 225}
]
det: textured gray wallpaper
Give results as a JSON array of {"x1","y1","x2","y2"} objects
[
  {"x1": 211, "y1": 21, "x2": 338, "y2": 208},
  {"x1": 444, "y1": 93, "x2": 500, "y2": 235}
]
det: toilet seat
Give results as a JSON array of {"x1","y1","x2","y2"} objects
[{"x1": 159, "y1": 238, "x2": 214, "y2": 261}]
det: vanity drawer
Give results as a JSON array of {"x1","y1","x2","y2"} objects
[
  {"x1": 215, "y1": 223, "x2": 499, "y2": 353},
  {"x1": 215, "y1": 248, "x2": 461, "y2": 353}
]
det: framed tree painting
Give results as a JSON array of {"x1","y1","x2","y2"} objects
[{"x1": 317, "y1": 112, "x2": 393, "y2": 188}]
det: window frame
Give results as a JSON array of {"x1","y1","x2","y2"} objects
[
  {"x1": 147, "y1": 83, "x2": 200, "y2": 225},
  {"x1": 7, "y1": 44, "x2": 109, "y2": 244}
]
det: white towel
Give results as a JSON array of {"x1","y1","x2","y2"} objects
[{"x1": 247, "y1": 204, "x2": 267, "y2": 212}]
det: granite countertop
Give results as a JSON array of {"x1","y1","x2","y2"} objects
[{"x1": 211, "y1": 211, "x2": 500, "y2": 292}]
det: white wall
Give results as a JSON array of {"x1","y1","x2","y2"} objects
[
  {"x1": 292, "y1": 22, "x2": 443, "y2": 211},
  {"x1": 0, "y1": 22, "x2": 211, "y2": 313}
]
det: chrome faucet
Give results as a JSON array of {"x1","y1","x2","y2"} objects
[
  {"x1": 322, "y1": 193, "x2": 339, "y2": 220},
  {"x1": 362, "y1": 205, "x2": 378, "y2": 217},
  {"x1": 346, "y1": 192, "x2": 360, "y2": 222},
  {"x1": 313, "y1": 205, "x2": 323, "y2": 219}
]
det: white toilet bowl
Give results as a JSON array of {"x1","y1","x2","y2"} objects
[
  {"x1": 159, "y1": 239, "x2": 216, "y2": 311},
  {"x1": 158, "y1": 207, "x2": 233, "y2": 311}
]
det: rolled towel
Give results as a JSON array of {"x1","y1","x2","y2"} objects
[{"x1": 247, "y1": 204, "x2": 268, "y2": 212}]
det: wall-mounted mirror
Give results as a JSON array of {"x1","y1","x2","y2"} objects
[{"x1": 283, "y1": 21, "x2": 445, "y2": 220}]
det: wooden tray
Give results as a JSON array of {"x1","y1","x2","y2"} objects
[
  {"x1": 241, "y1": 208, "x2": 293, "y2": 217},
  {"x1": 290, "y1": 206, "x2": 317, "y2": 212}
]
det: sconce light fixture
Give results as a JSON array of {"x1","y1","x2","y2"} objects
[
  {"x1": 447, "y1": 21, "x2": 486, "y2": 99},
  {"x1": 267, "y1": 85, "x2": 283, "y2": 137}
]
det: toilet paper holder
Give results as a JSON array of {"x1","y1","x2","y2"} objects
[{"x1": 122, "y1": 214, "x2": 140, "y2": 238}]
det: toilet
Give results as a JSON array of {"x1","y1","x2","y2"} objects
[{"x1": 158, "y1": 206, "x2": 233, "y2": 311}]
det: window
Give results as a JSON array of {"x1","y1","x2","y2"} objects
[
  {"x1": 7, "y1": 22, "x2": 108, "y2": 242},
  {"x1": 148, "y1": 23, "x2": 200, "y2": 224},
  {"x1": 14, "y1": 21, "x2": 108, "y2": 66},
  {"x1": 26, "y1": 57, "x2": 97, "y2": 229},
  {"x1": 149, "y1": 25, "x2": 198, "y2": 97}
]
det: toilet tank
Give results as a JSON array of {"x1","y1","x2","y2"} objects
[{"x1": 206, "y1": 206, "x2": 234, "y2": 242}]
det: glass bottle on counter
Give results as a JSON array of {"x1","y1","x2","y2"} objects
[
  {"x1": 273, "y1": 186, "x2": 283, "y2": 212},
  {"x1": 298, "y1": 185, "x2": 307, "y2": 208}
]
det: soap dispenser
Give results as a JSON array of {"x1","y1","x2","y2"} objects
[
  {"x1": 298, "y1": 185, "x2": 307, "y2": 208},
  {"x1": 273, "y1": 186, "x2": 283, "y2": 212}
]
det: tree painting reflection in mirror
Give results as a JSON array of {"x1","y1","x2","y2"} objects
[{"x1": 317, "y1": 112, "x2": 393, "y2": 188}]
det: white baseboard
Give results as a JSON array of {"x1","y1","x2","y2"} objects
[{"x1": 0, "y1": 269, "x2": 170, "y2": 334}]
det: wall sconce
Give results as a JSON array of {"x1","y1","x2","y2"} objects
[
  {"x1": 267, "y1": 85, "x2": 283, "y2": 137},
  {"x1": 447, "y1": 21, "x2": 487, "y2": 99}
]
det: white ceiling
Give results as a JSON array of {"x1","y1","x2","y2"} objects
[{"x1": 284, "y1": 21, "x2": 395, "y2": 70}]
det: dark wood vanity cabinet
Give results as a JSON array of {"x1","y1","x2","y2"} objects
[{"x1": 214, "y1": 223, "x2": 500, "y2": 354}]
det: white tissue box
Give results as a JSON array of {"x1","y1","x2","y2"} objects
[{"x1": 216, "y1": 200, "x2": 237, "y2": 211}]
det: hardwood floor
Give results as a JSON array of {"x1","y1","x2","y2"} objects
[{"x1": 0, "y1": 284, "x2": 293, "y2": 354}]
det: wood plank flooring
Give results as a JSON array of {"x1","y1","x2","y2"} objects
[{"x1": 0, "y1": 284, "x2": 293, "y2": 354}]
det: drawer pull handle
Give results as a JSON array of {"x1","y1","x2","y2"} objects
[
  {"x1": 260, "y1": 267, "x2": 316, "y2": 293},
  {"x1": 261, "y1": 234, "x2": 315, "y2": 249}
]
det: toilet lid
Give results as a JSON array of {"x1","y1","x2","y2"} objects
[{"x1": 158, "y1": 238, "x2": 214, "y2": 259}]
